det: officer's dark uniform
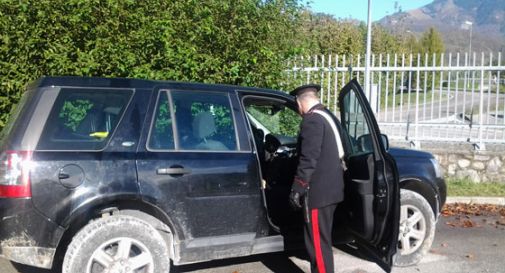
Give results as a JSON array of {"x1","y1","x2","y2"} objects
[{"x1": 290, "y1": 84, "x2": 345, "y2": 273}]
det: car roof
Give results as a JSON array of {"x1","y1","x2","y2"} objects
[{"x1": 31, "y1": 76, "x2": 292, "y2": 99}]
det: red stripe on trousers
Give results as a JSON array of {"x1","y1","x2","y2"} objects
[{"x1": 311, "y1": 209, "x2": 326, "y2": 273}]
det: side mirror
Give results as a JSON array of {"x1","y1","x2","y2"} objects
[
  {"x1": 356, "y1": 134, "x2": 373, "y2": 152},
  {"x1": 380, "y1": 134, "x2": 389, "y2": 151},
  {"x1": 356, "y1": 133, "x2": 389, "y2": 152}
]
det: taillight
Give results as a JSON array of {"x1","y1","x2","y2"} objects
[{"x1": 0, "y1": 150, "x2": 32, "y2": 198}]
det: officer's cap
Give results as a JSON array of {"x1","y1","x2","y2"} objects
[{"x1": 289, "y1": 84, "x2": 321, "y2": 97}]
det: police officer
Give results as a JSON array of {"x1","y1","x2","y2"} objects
[{"x1": 289, "y1": 84, "x2": 345, "y2": 273}]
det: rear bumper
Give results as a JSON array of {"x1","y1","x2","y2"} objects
[{"x1": 0, "y1": 198, "x2": 64, "y2": 269}]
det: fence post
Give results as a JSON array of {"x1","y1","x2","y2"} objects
[
  {"x1": 378, "y1": 54, "x2": 383, "y2": 114},
  {"x1": 392, "y1": 54, "x2": 398, "y2": 122},
  {"x1": 320, "y1": 55, "x2": 325, "y2": 103},
  {"x1": 333, "y1": 55, "x2": 339, "y2": 114},
  {"x1": 415, "y1": 54, "x2": 421, "y2": 145},
  {"x1": 499, "y1": 52, "x2": 504, "y2": 126},
  {"x1": 385, "y1": 53, "x2": 390, "y2": 122},
  {"x1": 478, "y1": 52, "x2": 485, "y2": 150},
  {"x1": 327, "y1": 54, "x2": 332, "y2": 106}
]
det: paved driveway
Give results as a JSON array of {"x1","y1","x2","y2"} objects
[{"x1": 2, "y1": 213, "x2": 504, "y2": 273}]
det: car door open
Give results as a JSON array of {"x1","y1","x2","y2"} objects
[{"x1": 337, "y1": 79, "x2": 400, "y2": 273}]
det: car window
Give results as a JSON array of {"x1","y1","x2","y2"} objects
[
  {"x1": 245, "y1": 101, "x2": 300, "y2": 138},
  {"x1": 37, "y1": 88, "x2": 132, "y2": 150},
  {"x1": 148, "y1": 91, "x2": 175, "y2": 150},
  {"x1": 341, "y1": 89, "x2": 374, "y2": 156},
  {"x1": 171, "y1": 91, "x2": 237, "y2": 151}
]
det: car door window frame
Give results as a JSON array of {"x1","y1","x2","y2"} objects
[
  {"x1": 36, "y1": 87, "x2": 135, "y2": 152},
  {"x1": 146, "y1": 90, "x2": 176, "y2": 151},
  {"x1": 341, "y1": 90, "x2": 376, "y2": 157},
  {"x1": 241, "y1": 95, "x2": 300, "y2": 137},
  {"x1": 340, "y1": 88, "x2": 385, "y2": 161},
  {"x1": 146, "y1": 89, "x2": 245, "y2": 153}
]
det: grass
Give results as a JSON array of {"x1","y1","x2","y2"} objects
[{"x1": 446, "y1": 178, "x2": 505, "y2": 197}]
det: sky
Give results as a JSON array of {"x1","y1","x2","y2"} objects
[{"x1": 308, "y1": 0, "x2": 433, "y2": 22}]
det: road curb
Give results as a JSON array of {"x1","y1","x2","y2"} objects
[{"x1": 446, "y1": 196, "x2": 505, "y2": 206}]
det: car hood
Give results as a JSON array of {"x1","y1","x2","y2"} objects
[{"x1": 388, "y1": 147, "x2": 433, "y2": 159}]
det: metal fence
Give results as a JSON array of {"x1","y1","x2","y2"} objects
[{"x1": 285, "y1": 52, "x2": 505, "y2": 148}]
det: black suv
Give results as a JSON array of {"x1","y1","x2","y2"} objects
[{"x1": 0, "y1": 77, "x2": 445, "y2": 273}]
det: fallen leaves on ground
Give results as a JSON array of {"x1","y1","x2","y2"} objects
[
  {"x1": 442, "y1": 203, "x2": 505, "y2": 228},
  {"x1": 445, "y1": 218, "x2": 481, "y2": 228},
  {"x1": 442, "y1": 203, "x2": 505, "y2": 217}
]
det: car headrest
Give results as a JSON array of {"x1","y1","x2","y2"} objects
[{"x1": 192, "y1": 111, "x2": 216, "y2": 139}]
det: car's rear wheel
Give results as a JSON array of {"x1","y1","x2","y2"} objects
[
  {"x1": 394, "y1": 189, "x2": 436, "y2": 267},
  {"x1": 63, "y1": 213, "x2": 171, "y2": 273}
]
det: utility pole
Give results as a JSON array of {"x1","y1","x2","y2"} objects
[
  {"x1": 463, "y1": 21, "x2": 473, "y2": 61},
  {"x1": 364, "y1": 0, "x2": 373, "y2": 99},
  {"x1": 462, "y1": 20, "x2": 473, "y2": 88}
]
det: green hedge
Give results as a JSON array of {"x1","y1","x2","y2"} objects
[{"x1": 0, "y1": 0, "x2": 303, "y2": 128}]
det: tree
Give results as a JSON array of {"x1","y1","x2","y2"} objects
[
  {"x1": 0, "y1": 0, "x2": 303, "y2": 128},
  {"x1": 370, "y1": 24, "x2": 404, "y2": 55},
  {"x1": 299, "y1": 12, "x2": 364, "y2": 56},
  {"x1": 417, "y1": 27, "x2": 446, "y2": 89},
  {"x1": 419, "y1": 27, "x2": 445, "y2": 57}
]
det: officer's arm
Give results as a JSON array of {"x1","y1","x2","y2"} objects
[{"x1": 294, "y1": 114, "x2": 324, "y2": 186}]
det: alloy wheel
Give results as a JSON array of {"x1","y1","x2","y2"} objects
[
  {"x1": 398, "y1": 204, "x2": 427, "y2": 255},
  {"x1": 86, "y1": 237, "x2": 154, "y2": 273}
]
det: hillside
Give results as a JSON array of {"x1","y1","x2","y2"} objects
[{"x1": 379, "y1": 0, "x2": 505, "y2": 54}]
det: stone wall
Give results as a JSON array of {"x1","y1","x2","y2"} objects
[
  {"x1": 435, "y1": 152, "x2": 505, "y2": 183},
  {"x1": 391, "y1": 142, "x2": 505, "y2": 183}
]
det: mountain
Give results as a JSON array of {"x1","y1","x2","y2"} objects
[{"x1": 379, "y1": 0, "x2": 505, "y2": 54}]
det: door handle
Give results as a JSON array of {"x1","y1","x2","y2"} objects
[
  {"x1": 58, "y1": 173, "x2": 70, "y2": 180},
  {"x1": 156, "y1": 167, "x2": 192, "y2": 175},
  {"x1": 121, "y1": 141, "x2": 135, "y2": 147}
]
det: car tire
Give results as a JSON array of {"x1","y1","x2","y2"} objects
[
  {"x1": 62, "y1": 213, "x2": 171, "y2": 273},
  {"x1": 394, "y1": 189, "x2": 436, "y2": 267}
]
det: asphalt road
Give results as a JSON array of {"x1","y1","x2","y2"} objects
[
  {"x1": 377, "y1": 91, "x2": 501, "y2": 123},
  {"x1": 2, "y1": 213, "x2": 504, "y2": 273}
]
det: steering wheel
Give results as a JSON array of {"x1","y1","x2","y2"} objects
[{"x1": 264, "y1": 134, "x2": 281, "y2": 154}]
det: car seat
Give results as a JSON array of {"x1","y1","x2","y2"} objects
[
  {"x1": 191, "y1": 111, "x2": 228, "y2": 150},
  {"x1": 75, "y1": 108, "x2": 105, "y2": 137}
]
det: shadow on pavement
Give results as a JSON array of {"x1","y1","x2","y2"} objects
[
  {"x1": 172, "y1": 251, "x2": 306, "y2": 273},
  {"x1": 11, "y1": 262, "x2": 57, "y2": 273},
  {"x1": 261, "y1": 251, "x2": 306, "y2": 273},
  {"x1": 11, "y1": 251, "x2": 307, "y2": 273}
]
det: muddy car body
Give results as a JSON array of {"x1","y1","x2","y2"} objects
[{"x1": 0, "y1": 77, "x2": 445, "y2": 272}]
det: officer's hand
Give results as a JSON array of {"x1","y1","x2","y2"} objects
[
  {"x1": 290, "y1": 177, "x2": 309, "y2": 210},
  {"x1": 289, "y1": 190, "x2": 303, "y2": 210}
]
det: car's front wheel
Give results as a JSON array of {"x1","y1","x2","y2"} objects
[
  {"x1": 394, "y1": 189, "x2": 436, "y2": 267},
  {"x1": 63, "y1": 212, "x2": 171, "y2": 273}
]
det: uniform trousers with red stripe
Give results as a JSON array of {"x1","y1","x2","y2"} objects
[{"x1": 304, "y1": 203, "x2": 337, "y2": 273}]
